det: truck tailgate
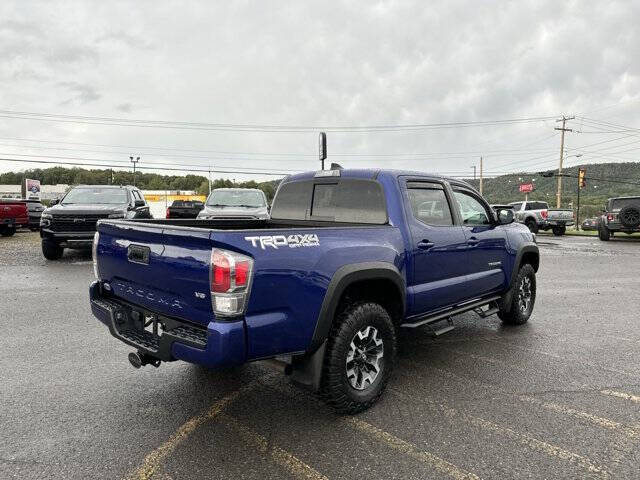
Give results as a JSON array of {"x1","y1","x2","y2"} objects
[
  {"x1": 547, "y1": 209, "x2": 574, "y2": 221},
  {"x1": 1, "y1": 201, "x2": 28, "y2": 222},
  {"x1": 97, "y1": 221, "x2": 214, "y2": 326}
]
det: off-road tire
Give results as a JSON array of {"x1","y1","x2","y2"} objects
[
  {"x1": 552, "y1": 225, "x2": 566, "y2": 236},
  {"x1": 598, "y1": 225, "x2": 611, "y2": 241},
  {"x1": 619, "y1": 205, "x2": 640, "y2": 228},
  {"x1": 498, "y1": 263, "x2": 536, "y2": 325},
  {"x1": 525, "y1": 219, "x2": 539, "y2": 234},
  {"x1": 0, "y1": 225, "x2": 16, "y2": 237},
  {"x1": 42, "y1": 239, "x2": 64, "y2": 260},
  {"x1": 320, "y1": 302, "x2": 396, "y2": 414}
]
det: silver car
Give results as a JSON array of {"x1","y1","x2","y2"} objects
[{"x1": 197, "y1": 188, "x2": 269, "y2": 220}]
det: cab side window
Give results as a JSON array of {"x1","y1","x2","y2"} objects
[
  {"x1": 407, "y1": 183, "x2": 453, "y2": 226},
  {"x1": 453, "y1": 190, "x2": 491, "y2": 225},
  {"x1": 132, "y1": 190, "x2": 144, "y2": 205}
]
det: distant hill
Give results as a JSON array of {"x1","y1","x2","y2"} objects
[
  {"x1": 466, "y1": 162, "x2": 640, "y2": 217},
  {"x1": 2, "y1": 162, "x2": 639, "y2": 218},
  {"x1": 0, "y1": 166, "x2": 284, "y2": 201}
]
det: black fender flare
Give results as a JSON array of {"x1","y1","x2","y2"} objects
[
  {"x1": 308, "y1": 262, "x2": 405, "y2": 353},
  {"x1": 291, "y1": 262, "x2": 405, "y2": 392},
  {"x1": 509, "y1": 244, "x2": 539, "y2": 289}
]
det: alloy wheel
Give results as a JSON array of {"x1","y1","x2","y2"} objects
[{"x1": 346, "y1": 326, "x2": 384, "y2": 391}]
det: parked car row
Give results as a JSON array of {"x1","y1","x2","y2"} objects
[{"x1": 22, "y1": 185, "x2": 272, "y2": 259}]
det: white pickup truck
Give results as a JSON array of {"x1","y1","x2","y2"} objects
[{"x1": 509, "y1": 201, "x2": 574, "y2": 236}]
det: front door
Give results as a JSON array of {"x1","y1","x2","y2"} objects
[
  {"x1": 451, "y1": 188, "x2": 509, "y2": 298},
  {"x1": 402, "y1": 179, "x2": 470, "y2": 316}
]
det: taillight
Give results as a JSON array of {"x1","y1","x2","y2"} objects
[
  {"x1": 92, "y1": 232, "x2": 100, "y2": 279},
  {"x1": 166, "y1": 208, "x2": 170, "y2": 218},
  {"x1": 541, "y1": 210, "x2": 548, "y2": 219},
  {"x1": 607, "y1": 214, "x2": 616, "y2": 222},
  {"x1": 211, "y1": 250, "x2": 231, "y2": 292},
  {"x1": 210, "y1": 248, "x2": 253, "y2": 317}
]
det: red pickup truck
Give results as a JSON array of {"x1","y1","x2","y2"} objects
[{"x1": 0, "y1": 199, "x2": 29, "y2": 237}]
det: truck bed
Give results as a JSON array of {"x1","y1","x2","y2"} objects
[{"x1": 117, "y1": 218, "x2": 384, "y2": 230}]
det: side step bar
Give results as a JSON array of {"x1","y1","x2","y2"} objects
[{"x1": 401, "y1": 295, "x2": 501, "y2": 329}]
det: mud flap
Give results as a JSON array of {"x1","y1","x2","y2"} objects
[{"x1": 290, "y1": 341, "x2": 327, "y2": 392}]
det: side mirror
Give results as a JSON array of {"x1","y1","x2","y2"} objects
[
  {"x1": 50, "y1": 198, "x2": 59, "y2": 206},
  {"x1": 134, "y1": 199, "x2": 145, "y2": 208},
  {"x1": 496, "y1": 208, "x2": 514, "y2": 225}
]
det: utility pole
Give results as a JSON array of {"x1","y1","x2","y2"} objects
[
  {"x1": 554, "y1": 116, "x2": 574, "y2": 208},
  {"x1": 208, "y1": 165, "x2": 212, "y2": 195},
  {"x1": 479, "y1": 156, "x2": 484, "y2": 195},
  {"x1": 470, "y1": 165, "x2": 476, "y2": 180},
  {"x1": 130, "y1": 155, "x2": 140, "y2": 186}
]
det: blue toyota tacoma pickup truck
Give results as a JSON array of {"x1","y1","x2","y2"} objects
[{"x1": 90, "y1": 169, "x2": 539, "y2": 413}]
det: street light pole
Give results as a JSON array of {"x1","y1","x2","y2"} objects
[
  {"x1": 471, "y1": 165, "x2": 476, "y2": 180},
  {"x1": 130, "y1": 156, "x2": 140, "y2": 186}
]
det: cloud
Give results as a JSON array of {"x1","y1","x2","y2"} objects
[
  {"x1": 57, "y1": 81, "x2": 101, "y2": 105},
  {"x1": 116, "y1": 103, "x2": 133, "y2": 113},
  {"x1": 0, "y1": 0, "x2": 639, "y2": 179}
]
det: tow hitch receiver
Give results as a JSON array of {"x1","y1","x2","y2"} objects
[{"x1": 128, "y1": 351, "x2": 161, "y2": 369}]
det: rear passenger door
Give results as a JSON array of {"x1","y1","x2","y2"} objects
[
  {"x1": 451, "y1": 187, "x2": 509, "y2": 298},
  {"x1": 402, "y1": 179, "x2": 470, "y2": 315}
]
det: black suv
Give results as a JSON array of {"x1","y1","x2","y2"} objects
[
  {"x1": 598, "y1": 196, "x2": 640, "y2": 241},
  {"x1": 40, "y1": 185, "x2": 152, "y2": 259}
]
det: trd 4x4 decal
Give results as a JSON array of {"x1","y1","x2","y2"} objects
[{"x1": 244, "y1": 234, "x2": 320, "y2": 249}]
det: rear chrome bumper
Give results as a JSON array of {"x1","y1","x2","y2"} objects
[{"x1": 89, "y1": 281, "x2": 246, "y2": 367}]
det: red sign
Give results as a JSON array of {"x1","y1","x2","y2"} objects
[{"x1": 519, "y1": 183, "x2": 534, "y2": 193}]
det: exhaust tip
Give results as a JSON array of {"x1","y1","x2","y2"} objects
[{"x1": 128, "y1": 351, "x2": 143, "y2": 369}]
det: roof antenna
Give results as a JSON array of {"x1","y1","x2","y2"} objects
[{"x1": 330, "y1": 163, "x2": 343, "y2": 170}]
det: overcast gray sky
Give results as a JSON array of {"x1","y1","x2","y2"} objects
[{"x1": 1, "y1": 0, "x2": 639, "y2": 181}]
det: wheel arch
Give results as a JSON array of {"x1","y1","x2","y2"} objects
[
  {"x1": 509, "y1": 244, "x2": 539, "y2": 288},
  {"x1": 292, "y1": 262, "x2": 404, "y2": 392},
  {"x1": 308, "y1": 262, "x2": 405, "y2": 353}
]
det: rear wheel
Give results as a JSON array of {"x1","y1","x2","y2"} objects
[
  {"x1": 552, "y1": 225, "x2": 566, "y2": 236},
  {"x1": 42, "y1": 239, "x2": 64, "y2": 260},
  {"x1": 525, "y1": 219, "x2": 538, "y2": 234},
  {"x1": 598, "y1": 225, "x2": 611, "y2": 241},
  {"x1": 0, "y1": 225, "x2": 16, "y2": 237},
  {"x1": 320, "y1": 302, "x2": 396, "y2": 414},
  {"x1": 498, "y1": 264, "x2": 536, "y2": 325}
]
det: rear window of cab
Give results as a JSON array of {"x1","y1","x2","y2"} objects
[{"x1": 271, "y1": 178, "x2": 387, "y2": 224}]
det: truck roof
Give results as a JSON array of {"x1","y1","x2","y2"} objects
[
  {"x1": 608, "y1": 195, "x2": 640, "y2": 200},
  {"x1": 71, "y1": 185, "x2": 133, "y2": 189},
  {"x1": 284, "y1": 169, "x2": 473, "y2": 188},
  {"x1": 212, "y1": 188, "x2": 264, "y2": 193}
]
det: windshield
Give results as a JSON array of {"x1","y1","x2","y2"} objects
[
  {"x1": 206, "y1": 190, "x2": 265, "y2": 208},
  {"x1": 61, "y1": 188, "x2": 128, "y2": 205},
  {"x1": 611, "y1": 198, "x2": 640, "y2": 210}
]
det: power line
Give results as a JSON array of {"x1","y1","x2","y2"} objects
[
  {"x1": 0, "y1": 108, "x2": 557, "y2": 132},
  {"x1": 0, "y1": 156, "x2": 295, "y2": 176},
  {"x1": 0, "y1": 151, "x2": 303, "y2": 173}
]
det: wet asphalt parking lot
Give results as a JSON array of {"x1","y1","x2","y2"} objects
[{"x1": 1, "y1": 231, "x2": 639, "y2": 480}]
